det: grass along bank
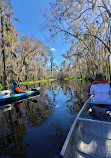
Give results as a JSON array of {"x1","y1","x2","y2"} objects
[
  {"x1": 13, "y1": 78, "x2": 57, "y2": 86},
  {"x1": 0, "y1": 79, "x2": 57, "y2": 90},
  {"x1": 64, "y1": 76, "x2": 79, "y2": 81}
]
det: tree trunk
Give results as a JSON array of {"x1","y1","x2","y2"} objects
[
  {"x1": 2, "y1": 49, "x2": 7, "y2": 89},
  {"x1": 1, "y1": 9, "x2": 8, "y2": 89},
  {"x1": 51, "y1": 62, "x2": 53, "y2": 79},
  {"x1": 109, "y1": 21, "x2": 111, "y2": 86}
]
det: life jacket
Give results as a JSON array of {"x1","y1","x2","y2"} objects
[
  {"x1": 92, "y1": 80, "x2": 108, "y2": 85},
  {"x1": 12, "y1": 86, "x2": 22, "y2": 94}
]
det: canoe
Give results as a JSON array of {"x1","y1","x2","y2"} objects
[
  {"x1": 60, "y1": 95, "x2": 111, "y2": 158},
  {"x1": 0, "y1": 87, "x2": 40, "y2": 106}
]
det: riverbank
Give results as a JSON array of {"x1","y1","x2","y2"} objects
[
  {"x1": 18, "y1": 78, "x2": 57, "y2": 85},
  {"x1": 64, "y1": 77, "x2": 79, "y2": 81},
  {"x1": 0, "y1": 79, "x2": 57, "y2": 90},
  {"x1": 0, "y1": 76, "x2": 87, "y2": 90}
]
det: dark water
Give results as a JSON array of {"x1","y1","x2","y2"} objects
[{"x1": 0, "y1": 80, "x2": 91, "y2": 158}]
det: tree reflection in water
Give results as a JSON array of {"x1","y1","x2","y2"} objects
[
  {"x1": 0, "y1": 80, "x2": 91, "y2": 158},
  {"x1": 0, "y1": 105, "x2": 27, "y2": 158}
]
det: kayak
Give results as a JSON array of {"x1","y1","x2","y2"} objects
[
  {"x1": 0, "y1": 87, "x2": 40, "y2": 106},
  {"x1": 0, "y1": 90, "x2": 11, "y2": 98}
]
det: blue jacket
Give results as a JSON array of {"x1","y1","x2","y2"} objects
[{"x1": 12, "y1": 86, "x2": 22, "y2": 94}]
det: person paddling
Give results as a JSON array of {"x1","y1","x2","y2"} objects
[
  {"x1": 12, "y1": 81, "x2": 25, "y2": 94},
  {"x1": 90, "y1": 73, "x2": 111, "y2": 105}
]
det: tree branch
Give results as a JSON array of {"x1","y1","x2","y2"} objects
[
  {"x1": 23, "y1": 45, "x2": 38, "y2": 63},
  {"x1": 56, "y1": 27, "x2": 89, "y2": 50},
  {"x1": 85, "y1": 33, "x2": 111, "y2": 53},
  {"x1": 102, "y1": 0, "x2": 111, "y2": 18},
  {"x1": 74, "y1": 8, "x2": 92, "y2": 20}
]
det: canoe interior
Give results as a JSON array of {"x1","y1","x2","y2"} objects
[{"x1": 61, "y1": 97, "x2": 111, "y2": 158}]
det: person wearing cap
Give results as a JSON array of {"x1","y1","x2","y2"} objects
[
  {"x1": 12, "y1": 81, "x2": 23, "y2": 94},
  {"x1": 90, "y1": 73, "x2": 111, "y2": 105}
]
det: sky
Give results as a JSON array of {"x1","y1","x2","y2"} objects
[{"x1": 10, "y1": 0, "x2": 71, "y2": 66}]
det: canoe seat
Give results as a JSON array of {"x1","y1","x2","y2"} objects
[
  {"x1": 91, "y1": 106, "x2": 107, "y2": 113},
  {"x1": 89, "y1": 106, "x2": 111, "y2": 120},
  {"x1": 88, "y1": 102, "x2": 111, "y2": 107},
  {"x1": 95, "y1": 104, "x2": 111, "y2": 107}
]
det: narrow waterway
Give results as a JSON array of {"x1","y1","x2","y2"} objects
[{"x1": 0, "y1": 80, "x2": 91, "y2": 158}]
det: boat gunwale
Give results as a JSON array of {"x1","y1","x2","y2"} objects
[
  {"x1": 60, "y1": 95, "x2": 93, "y2": 157},
  {"x1": 78, "y1": 117, "x2": 111, "y2": 126}
]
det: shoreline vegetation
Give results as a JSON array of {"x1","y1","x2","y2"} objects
[
  {"x1": 0, "y1": 75, "x2": 110, "y2": 91},
  {"x1": 0, "y1": 77, "x2": 81, "y2": 90},
  {"x1": 18, "y1": 78, "x2": 58, "y2": 85},
  {"x1": 0, "y1": 79, "x2": 57, "y2": 90}
]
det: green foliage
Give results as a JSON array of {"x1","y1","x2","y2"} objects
[
  {"x1": 107, "y1": 76, "x2": 110, "y2": 81},
  {"x1": 82, "y1": 74, "x2": 87, "y2": 80},
  {"x1": 0, "y1": 84, "x2": 3, "y2": 90},
  {"x1": 15, "y1": 79, "x2": 57, "y2": 86},
  {"x1": 3, "y1": 29, "x2": 19, "y2": 44},
  {"x1": 64, "y1": 75, "x2": 88, "y2": 81},
  {"x1": 64, "y1": 76, "x2": 78, "y2": 81}
]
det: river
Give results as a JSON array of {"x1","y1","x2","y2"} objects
[{"x1": 0, "y1": 80, "x2": 91, "y2": 158}]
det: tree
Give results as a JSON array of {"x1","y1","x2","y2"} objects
[
  {"x1": 17, "y1": 36, "x2": 51, "y2": 81},
  {"x1": 45, "y1": 0, "x2": 111, "y2": 52},
  {"x1": 0, "y1": 0, "x2": 19, "y2": 89},
  {"x1": 43, "y1": 0, "x2": 111, "y2": 79},
  {"x1": 50, "y1": 55, "x2": 55, "y2": 78}
]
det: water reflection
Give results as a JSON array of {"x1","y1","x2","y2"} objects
[
  {"x1": 0, "y1": 80, "x2": 91, "y2": 158},
  {"x1": 14, "y1": 101, "x2": 23, "y2": 116},
  {"x1": 0, "y1": 105, "x2": 27, "y2": 157}
]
